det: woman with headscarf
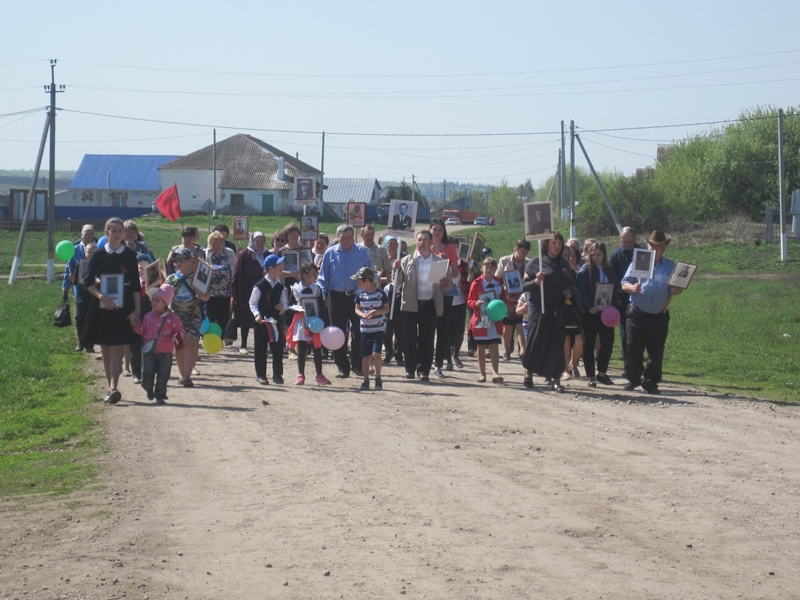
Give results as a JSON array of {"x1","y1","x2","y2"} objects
[
  {"x1": 521, "y1": 232, "x2": 575, "y2": 392},
  {"x1": 231, "y1": 231, "x2": 268, "y2": 355}
]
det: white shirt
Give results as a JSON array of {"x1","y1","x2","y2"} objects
[
  {"x1": 248, "y1": 274, "x2": 288, "y2": 318},
  {"x1": 415, "y1": 252, "x2": 435, "y2": 301}
]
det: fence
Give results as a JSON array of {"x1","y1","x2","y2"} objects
[{"x1": 0, "y1": 218, "x2": 106, "y2": 233}]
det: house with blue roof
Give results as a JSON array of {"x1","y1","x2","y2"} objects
[{"x1": 55, "y1": 154, "x2": 180, "y2": 219}]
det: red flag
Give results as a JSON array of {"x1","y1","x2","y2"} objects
[{"x1": 156, "y1": 184, "x2": 181, "y2": 222}]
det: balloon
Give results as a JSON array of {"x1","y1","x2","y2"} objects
[
  {"x1": 202, "y1": 333, "x2": 223, "y2": 354},
  {"x1": 98, "y1": 235, "x2": 108, "y2": 248},
  {"x1": 601, "y1": 306, "x2": 621, "y2": 328},
  {"x1": 200, "y1": 317, "x2": 210, "y2": 334},
  {"x1": 306, "y1": 316, "x2": 324, "y2": 334},
  {"x1": 320, "y1": 326, "x2": 345, "y2": 350},
  {"x1": 207, "y1": 323, "x2": 222, "y2": 338},
  {"x1": 56, "y1": 240, "x2": 75, "y2": 261},
  {"x1": 486, "y1": 299, "x2": 508, "y2": 322}
]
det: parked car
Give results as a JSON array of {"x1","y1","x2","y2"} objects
[
  {"x1": 474, "y1": 216, "x2": 487, "y2": 226},
  {"x1": 444, "y1": 217, "x2": 461, "y2": 226}
]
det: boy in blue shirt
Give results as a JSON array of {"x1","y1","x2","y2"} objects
[{"x1": 352, "y1": 267, "x2": 390, "y2": 391}]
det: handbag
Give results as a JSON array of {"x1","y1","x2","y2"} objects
[
  {"x1": 142, "y1": 313, "x2": 170, "y2": 358},
  {"x1": 53, "y1": 293, "x2": 72, "y2": 328},
  {"x1": 223, "y1": 309, "x2": 238, "y2": 344}
]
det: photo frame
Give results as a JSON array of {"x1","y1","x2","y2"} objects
[
  {"x1": 144, "y1": 259, "x2": 165, "y2": 297},
  {"x1": 387, "y1": 199, "x2": 418, "y2": 237},
  {"x1": 78, "y1": 259, "x2": 90, "y2": 284},
  {"x1": 232, "y1": 216, "x2": 249, "y2": 241},
  {"x1": 594, "y1": 283, "x2": 614, "y2": 309},
  {"x1": 346, "y1": 202, "x2": 366, "y2": 228},
  {"x1": 299, "y1": 248, "x2": 313, "y2": 267},
  {"x1": 668, "y1": 261, "x2": 698, "y2": 290},
  {"x1": 100, "y1": 273, "x2": 124, "y2": 308},
  {"x1": 294, "y1": 177, "x2": 317, "y2": 207},
  {"x1": 524, "y1": 201, "x2": 554, "y2": 241},
  {"x1": 300, "y1": 215, "x2": 318, "y2": 241},
  {"x1": 630, "y1": 248, "x2": 655, "y2": 280},
  {"x1": 301, "y1": 298, "x2": 319, "y2": 324},
  {"x1": 503, "y1": 270, "x2": 523, "y2": 295},
  {"x1": 470, "y1": 231, "x2": 485, "y2": 265},
  {"x1": 458, "y1": 241, "x2": 471, "y2": 262},
  {"x1": 191, "y1": 259, "x2": 213, "y2": 295},
  {"x1": 282, "y1": 250, "x2": 300, "y2": 274},
  {"x1": 477, "y1": 289, "x2": 498, "y2": 321}
]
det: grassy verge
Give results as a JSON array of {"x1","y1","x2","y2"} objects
[{"x1": 0, "y1": 281, "x2": 101, "y2": 496}]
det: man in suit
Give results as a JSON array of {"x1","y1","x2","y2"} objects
[{"x1": 392, "y1": 203, "x2": 413, "y2": 231}]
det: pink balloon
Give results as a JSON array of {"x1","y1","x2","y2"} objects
[
  {"x1": 601, "y1": 306, "x2": 621, "y2": 328},
  {"x1": 320, "y1": 326, "x2": 345, "y2": 350}
]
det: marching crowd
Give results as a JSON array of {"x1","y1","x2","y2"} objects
[{"x1": 63, "y1": 217, "x2": 683, "y2": 405}]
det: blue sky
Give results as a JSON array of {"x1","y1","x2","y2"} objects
[{"x1": 2, "y1": 0, "x2": 798, "y2": 190}]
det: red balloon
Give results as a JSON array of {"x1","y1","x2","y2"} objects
[{"x1": 601, "y1": 306, "x2": 621, "y2": 327}]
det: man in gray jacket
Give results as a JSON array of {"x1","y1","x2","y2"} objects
[{"x1": 395, "y1": 230, "x2": 452, "y2": 381}]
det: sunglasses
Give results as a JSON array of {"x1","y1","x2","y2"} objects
[
  {"x1": 174, "y1": 257, "x2": 190, "y2": 263},
  {"x1": 273, "y1": 238, "x2": 286, "y2": 244}
]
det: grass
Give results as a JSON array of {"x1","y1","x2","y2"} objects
[{"x1": 0, "y1": 280, "x2": 101, "y2": 495}]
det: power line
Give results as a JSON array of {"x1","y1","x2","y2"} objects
[{"x1": 0, "y1": 106, "x2": 47, "y2": 119}]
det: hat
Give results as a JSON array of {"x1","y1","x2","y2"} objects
[
  {"x1": 263, "y1": 253, "x2": 285, "y2": 269},
  {"x1": 382, "y1": 235, "x2": 397, "y2": 248},
  {"x1": 151, "y1": 283, "x2": 174, "y2": 306},
  {"x1": 350, "y1": 267, "x2": 375, "y2": 282},
  {"x1": 173, "y1": 247, "x2": 192, "y2": 258},
  {"x1": 647, "y1": 230, "x2": 671, "y2": 246},
  {"x1": 137, "y1": 253, "x2": 153, "y2": 264}
]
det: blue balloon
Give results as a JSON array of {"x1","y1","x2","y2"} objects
[
  {"x1": 306, "y1": 317, "x2": 324, "y2": 334},
  {"x1": 98, "y1": 235, "x2": 108, "y2": 248},
  {"x1": 200, "y1": 317, "x2": 211, "y2": 335}
]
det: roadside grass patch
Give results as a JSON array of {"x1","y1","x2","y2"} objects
[{"x1": 0, "y1": 281, "x2": 101, "y2": 496}]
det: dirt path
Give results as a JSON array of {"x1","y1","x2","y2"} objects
[{"x1": 2, "y1": 347, "x2": 799, "y2": 599}]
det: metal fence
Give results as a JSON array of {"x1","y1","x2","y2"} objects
[{"x1": 0, "y1": 218, "x2": 106, "y2": 233}]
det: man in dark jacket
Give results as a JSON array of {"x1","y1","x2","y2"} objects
[{"x1": 608, "y1": 227, "x2": 641, "y2": 377}]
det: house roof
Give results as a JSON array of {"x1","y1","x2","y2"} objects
[
  {"x1": 322, "y1": 178, "x2": 381, "y2": 205},
  {"x1": 159, "y1": 134, "x2": 320, "y2": 191},
  {"x1": 71, "y1": 155, "x2": 180, "y2": 191}
]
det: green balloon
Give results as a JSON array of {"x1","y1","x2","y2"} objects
[
  {"x1": 206, "y1": 323, "x2": 222, "y2": 338},
  {"x1": 486, "y1": 299, "x2": 508, "y2": 322},
  {"x1": 56, "y1": 240, "x2": 75, "y2": 261}
]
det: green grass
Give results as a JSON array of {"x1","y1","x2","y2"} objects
[{"x1": 0, "y1": 281, "x2": 101, "y2": 495}]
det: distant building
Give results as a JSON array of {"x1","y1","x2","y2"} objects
[
  {"x1": 158, "y1": 134, "x2": 321, "y2": 214},
  {"x1": 322, "y1": 178, "x2": 381, "y2": 218}
]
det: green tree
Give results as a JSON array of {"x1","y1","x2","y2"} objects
[{"x1": 488, "y1": 178, "x2": 524, "y2": 224}]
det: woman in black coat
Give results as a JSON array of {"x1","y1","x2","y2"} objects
[
  {"x1": 231, "y1": 232, "x2": 268, "y2": 354},
  {"x1": 521, "y1": 232, "x2": 575, "y2": 392}
]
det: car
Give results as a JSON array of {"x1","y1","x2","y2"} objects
[
  {"x1": 474, "y1": 216, "x2": 487, "y2": 226},
  {"x1": 444, "y1": 217, "x2": 461, "y2": 226}
]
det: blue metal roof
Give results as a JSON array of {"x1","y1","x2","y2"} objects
[{"x1": 70, "y1": 155, "x2": 181, "y2": 191}]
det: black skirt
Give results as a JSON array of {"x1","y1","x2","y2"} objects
[{"x1": 521, "y1": 307, "x2": 566, "y2": 379}]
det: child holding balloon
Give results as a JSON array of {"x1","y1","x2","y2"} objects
[
  {"x1": 289, "y1": 262, "x2": 331, "y2": 386},
  {"x1": 134, "y1": 284, "x2": 184, "y2": 404},
  {"x1": 467, "y1": 257, "x2": 508, "y2": 384}
]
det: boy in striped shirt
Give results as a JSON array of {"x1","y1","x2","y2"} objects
[{"x1": 352, "y1": 267, "x2": 390, "y2": 391}]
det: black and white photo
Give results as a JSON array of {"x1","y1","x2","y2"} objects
[
  {"x1": 630, "y1": 247, "x2": 655, "y2": 280},
  {"x1": 524, "y1": 201, "x2": 554, "y2": 240},
  {"x1": 387, "y1": 199, "x2": 417, "y2": 236},
  {"x1": 668, "y1": 261, "x2": 697, "y2": 289}
]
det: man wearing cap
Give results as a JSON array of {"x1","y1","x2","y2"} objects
[
  {"x1": 249, "y1": 254, "x2": 287, "y2": 385},
  {"x1": 395, "y1": 230, "x2": 453, "y2": 381},
  {"x1": 609, "y1": 226, "x2": 643, "y2": 377},
  {"x1": 318, "y1": 224, "x2": 372, "y2": 378},
  {"x1": 620, "y1": 230, "x2": 683, "y2": 394}
]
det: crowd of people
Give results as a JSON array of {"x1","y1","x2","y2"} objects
[{"x1": 62, "y1": 217, "x2": 684, "y2": 405}]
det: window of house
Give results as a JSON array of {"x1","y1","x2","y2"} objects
[{"x1": 230, "y1": 194, "x2": 244, "y2": 207}]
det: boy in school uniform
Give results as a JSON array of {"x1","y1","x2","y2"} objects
[
  {"x1": 352, "y1": 267, "x2": 390, "y2": 391},
  {"x1": 249, "y1": 254, "x2": 287, "y2": 385}
]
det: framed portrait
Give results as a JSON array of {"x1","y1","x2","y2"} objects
[
  {"x1": 387, "y1": 199, "x2": 418, "y2": 237},
  {"x1": 346, "y1": 202, "x2": 366, "y2": 228},
  {"x1": 458, "y1": 241, "x2": 471, "y2": 262},
  {"x1": 294, "y1": 177, "x2": 317, "y2": 207},
  {"x1": 477, "y1": 289, "x2": 498, "y2": 321},
  {"x1": 524, "y1": 201, "x2": 554, "y2": 241},
  {"x1": 299, "y1": 248, "x2": 313, "y2": 267},
  {"x1": 630, "y1": 248, "x2": 655, "y2": 280},
  {"x1": 144, "y1": 259, "x2": 165, "y2": 296},
  {"x1": 503, "y1": 270, "x2": 523, "y2": 295},
  {"x1": 78, "y1": 259, "x2": 90, "y2": 284},
  {"x1": 300, "y1": 215, "x2": 318, "y2": 241},
  {"x1": 453, "y1": 234, "x2": 469, "y2": 245},
  {"x1": 282, "y1": 250, "x2": 300, "y2": 274},
  {"x1": 594, "y1": 283, "x2": 614, "y2": 309},
  {"x1": 470, "y1": 231, "x2": 485, "y2": 264},
  {"x1": 191, "y1": 259, "x2": 213, "y2": 295},
  {"x1": 100, "y1": 274, "x2": 124, "y2": 308},
  {"x1": 232, "y1": 216, "x2": 249, "y2": 241},
  {"x1": 301, "y1": 298, "x2": 319, "y2": 324},
  {"x1": 668, "y1": 261, "x2": 698, "y2": 290}
]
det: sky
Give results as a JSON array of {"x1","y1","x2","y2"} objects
[{"x1": 2, "y1": 0, "x2": 799, "y2": 192}]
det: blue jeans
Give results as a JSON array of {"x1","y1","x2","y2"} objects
[{"x1": 142, "y1": 352, "x2": 173, "y2": 399}]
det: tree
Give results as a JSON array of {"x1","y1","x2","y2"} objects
[
  {"x1": 488, "y1": 178, "x2": 524, "y2": 224},
  {"x1": 517, "y1": 179, "x2": 535, "y2": 201}
]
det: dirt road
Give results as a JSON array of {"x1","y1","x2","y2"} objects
[{"x1": 2, "y1": 347, "x2": 799, "y2": 599}]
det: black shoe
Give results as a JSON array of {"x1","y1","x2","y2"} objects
[
  {"x1": 360, "y1": 380, "x2": 370, "y2": 391},
  {"x1": 257, "y1": 377, "x2": 269, "y2": 385},
  {"x1": 502, "y1": 353, "x2": 511, "y2": 362},
  {"x1": 404, "y1": 372, "x2": 415, "y2": 380},
  {"x1": 588, "y1": 378, "x2": 597, "y2": 387},
  {"x1": 335, "y1": 371, "x2": 350, "y2": 379},
  {"x1": 155, "y1": 398, "x2": 166, "y2": 405},
  {"x1": 551, "y1": 384, "x2": 565, "y2": 393},
  {"x1": 523, "y1": 377, "x2": 533, "y2": 389},
  {"x1": 454, "y1": 357, "x2": 464, "y2": 369},
  {"x1": 146, "y1": 390, "x2": 155, "y2": 401},
  {"x1": 419, "y1": 374, "x2": 429, "y2": 382},
  {"x1": 374, "y1": 378, "x2": 383, "y2": 391},
  {"x1": 84, "y1": 346, "x2": 95, "y2": 353},
  {"x1": 623, "y1": 381, "x2": 638, "y2": 391},
  {"x1": 75, "y1": 343, "x2": 83, "y2": 352},
  {"x1": 596, "y1": 374, "x2": 614, "y2": 386},
  {"x1": 273, "y1": 376, "x2": 284, "y2": 385},
  {"x1": 641, "y1": 380, "x2": 660, "y2": 394},
  {"x1": 105, "y1": 389, "x2": 121, "y2": 405},
  {"x1": 182, "y1": 379, "x2": 194, "y2": 388},
  {"x1": 395, "y1": 355, "x2": 404, "y2": 367}
]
